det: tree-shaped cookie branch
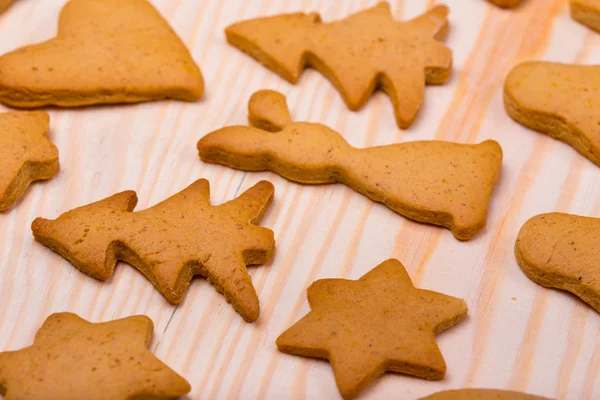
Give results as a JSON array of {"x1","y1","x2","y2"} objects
[
  {"x1": 198, "y1": 90, "x2": 502, "y2": 240},
  {"x1": 226, "y1": 2, "x2": 451, "y2": 128},
  {"x1": 32, "y1": 179, "x2": 275, "y2": 322}
]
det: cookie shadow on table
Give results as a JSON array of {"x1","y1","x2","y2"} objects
[
  {"x1": 99, "y1": 255, "x2": 276, "y2": 312},
  {"x1": 279, "y1": 355, "x2": 445, "y2": 400}
]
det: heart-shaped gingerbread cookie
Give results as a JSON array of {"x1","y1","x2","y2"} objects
[{"x1": 0, "y1": 0, "x2": 204, "y2": 108}]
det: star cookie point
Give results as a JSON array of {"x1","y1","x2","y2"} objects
[
  {"x1": 0, "y1": 313, "x2": 190, "y2": 400},
  {"x1": 0, "y1": 111, "x2": 59, "y2": 211}
]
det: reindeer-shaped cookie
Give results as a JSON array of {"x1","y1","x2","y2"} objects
[{"x1": 198, "y1": 90, "x2": 503, "y2": 240}]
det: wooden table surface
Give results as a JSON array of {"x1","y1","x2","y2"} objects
[{"x1": 0, "y1": 0, "x2": 598, "y2": 399}]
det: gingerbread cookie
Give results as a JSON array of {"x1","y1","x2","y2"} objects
[
  {"x1": 276, "y1": 259, "x2": 468, "y2": 400},
  {"x1": 0, "y1": 312, "x2": 190, "y2": 400},
  {"x1": 198, "y1": 90, "x2": 502, "y2": 240},
  {"x1": 0, "y1": 111, "x2": 59, "y2": 211},
  {"x1": 225, "y1": 3, "x2": 451, "y2": 128},
  {"x1": 32, "y1": 179, "x2": 275, "y2": 322},
  {"x1": 0, "y1": 0, "x2": 203, "y2": 108},
  {"x1": 515, "y1": 212, "x2": 600, "y2": 313},
  {"x1": 0, "y1": 0, "x2": 13, "y2": 14},
  {"x1": 505, "y1": 61, "x2": 600, "y2": 167},
  {"x1": 571, "y1": 0, "x2": 600, "y2": 31},
  {"x1": 421, "y1": 389, "x2": 551, "y2": 400},
  {"x1": 487, "y1": 0, "x2": 523, "y2": 7}
]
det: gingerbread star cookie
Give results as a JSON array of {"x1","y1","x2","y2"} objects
[
  {"x1": 32, "y1": 179, "x2": 275, "y2": 322},
  {"x1": 0, "y1": 0, "x2": 203, "y2": 108},
  {"x1": 505, "y1": 61, "x2": 600, "y2": 167},
  {"x1": 0, "y1": 111, "x2": 59, "y2": 211},
  {"x1": 571, "y1": 0, "x2": 600, "y2": 31},
  {"x1": 516, "y1": 212, "x2": 600, "y2": 313},
  {"x1": 487, "y1": 0, "x2": 523, "y2": 8},
  {"x1": 0, "y1": 313, "x2": 190, "y2": 400},
  {"x1": 198, "y1": 90, "x2": 502, "y2": 240},
  {"x1": 276, "y1": 259, "x2": 468, "y2": 400},
  {"x1": 421, "y1": 389, "x2": 551, "y2": 400},
  {"x1": 225, "y1": 2, "x2": 451, "y2": 128}
]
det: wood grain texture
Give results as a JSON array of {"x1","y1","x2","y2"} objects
[{"x1": 0, "y1": 1, "x2": 598, "y2": 399}]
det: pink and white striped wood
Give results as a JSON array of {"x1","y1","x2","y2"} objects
[{"x1": 0, "y1": 1, "x2": 597, "y2": 399}]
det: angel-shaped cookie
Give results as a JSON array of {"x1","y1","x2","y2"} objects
[{"x1": 198, "y1": 90, "x2": 502, "y2": 240}]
